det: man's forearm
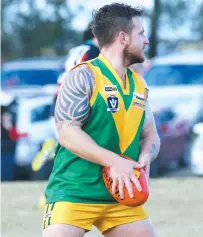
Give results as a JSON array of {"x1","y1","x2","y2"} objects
[
  {"x1": 58, "y1": 124, "x2": 120, "y2": 167},
  {"x1": 139, "y1": 132, "x2": 160, "y2": 162}
]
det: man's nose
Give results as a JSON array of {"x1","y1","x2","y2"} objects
[{"x1": 144, "y1": 36, "x2": 149, "y2": 45}]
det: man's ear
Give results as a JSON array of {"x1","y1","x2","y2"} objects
[{"x1": 118, "y1": 31, "x2": 130, "y2": 46}]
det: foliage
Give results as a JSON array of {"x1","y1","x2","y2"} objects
[
  {"x1": 2, "y1": 0, "x2": 203, "y2": 61},
  {"x1": 148, "y1": 0, "x2": 201, "y2": 58},
  {"x1": 2, "y1": 0, "x2": 83, "y2": 61}
]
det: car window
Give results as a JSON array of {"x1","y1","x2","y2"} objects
[
  {"x1": 1, "y1": 69, "x2": 62, "y2": 87},
  {"x1": 144, "y1": 65, "x2": 203, "y2": 86},
  {"x1": 31, "y1": 105, "x2": 51, "y2": 123}
]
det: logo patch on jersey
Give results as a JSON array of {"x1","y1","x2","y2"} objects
[
  {"x1": 107, "y1": 95, "x2": 119, "y2": 113},
  {"x1": 133, "y1": 92, "x2": 145, "y2": 101},
  {"x1": 104, "y1": 85, "x2": 118, "y2": 93},
  {"x1": 44, "y1": 211, "x2": 53, "y2": 220},
  {"x1": 132, "y1": 101, "x2": 145, "y2": 110}
]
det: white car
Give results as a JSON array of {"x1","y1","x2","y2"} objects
[
  {"x1": 14, "y1": 96, "x2": 56, "y2": 178},
  {"x1": 144, "y1": 51, "x2": 203, "y2": 166},
  {"x1": 1, "y1": 57, "x2": 63, "y2": 179},
  {"x1": 145, "y1": 52, "x2": 203, "y2": 124}
]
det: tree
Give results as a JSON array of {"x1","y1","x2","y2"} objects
[
  {"x1": 1, "y1": 0, "x2": 82, "y2": 61},
  {"x1": 148, "y1": 0, "x2": 161, "y2": 58},
  {"x1": 148, "y1": 0, "x2": 192, "y2": 58},
  {"x1": 192, "y1": 2, "x2": 203, "y2": 40},
  {"x1": 1, "y1": 0, "x2": 18, "y2": 61}
]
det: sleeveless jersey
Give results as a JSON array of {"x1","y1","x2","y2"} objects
[{"x1": 45, "y1": 54, "x2": 147, "y2": 204}]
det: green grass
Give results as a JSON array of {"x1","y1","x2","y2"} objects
[{"x1": 1, "y1": 177, "x2": 203, "y2": 237}]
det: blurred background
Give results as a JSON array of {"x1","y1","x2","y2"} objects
[
  {"x1": 1, "y1": 0, "x2": 203, "y2": 181},
  {"x1": 1, "y1": 1, "x2": 203, "y2": 236}
]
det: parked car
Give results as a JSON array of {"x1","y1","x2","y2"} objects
[
  {"x1": 1, "y1": 57, "x2": 65, "y2": 180},
  {"x1": 1, "y1": 57, "x2": 65, "y2": 98},
  {"x1": 150, "y1": 107, "x2": 190, "y2": 177},
  {"x1": 13, "y1": 95, "x2": 56, "y2": 180},
  {"x1": 145, "y1": 52, "x2": 203, "y2": 170},
  {"x1": 144, "y1": 52, "x2": 203, "y2": 125}
]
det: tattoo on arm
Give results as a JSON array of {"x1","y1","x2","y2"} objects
[
  {"x1": 150, "y1": 144, "x2": 156, "y2": 155},
  {"x1": 55, "y1": 66, "x2": 95, "y2": 128},
  {"x1": 140, "y1": 100, "x2": 161, "y2": 161},
  {"x1": 149, "y1": 143, "x2": 160, "y2": 160},
  {"x1": 56, "y1": 121, "x2": 81, "y2": 132}
]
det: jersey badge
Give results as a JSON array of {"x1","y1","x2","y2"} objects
[{"x1": 107, "y1": 95, "x2": 119, "y2": 113}]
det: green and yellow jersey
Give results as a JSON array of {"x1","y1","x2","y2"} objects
[{"x1": 45, "y1": 54, "x2": 147, "y2": 204}]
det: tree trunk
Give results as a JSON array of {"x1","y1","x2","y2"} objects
[{"x1": 148, "y1": 0, "x2": 161, "y2": 58}]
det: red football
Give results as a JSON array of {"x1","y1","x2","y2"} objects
[{"x1": 103, "y1": 156, "x2": 149, "y2": 207}]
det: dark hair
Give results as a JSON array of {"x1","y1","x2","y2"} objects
[
  {"x1": 92, "y1": 3, "x2": 144, "y2": 48},
  {"x1": 83, "y1": 22, "x2": 95, "y2": 42}
]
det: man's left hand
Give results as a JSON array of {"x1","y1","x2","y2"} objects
[{"x1": 138, "y1": 154, "x2": 151, "y2": 180}]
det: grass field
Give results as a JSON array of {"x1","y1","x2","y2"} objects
[{"x1": 1, "y1": 177, "x2": 203, "y2": 237}]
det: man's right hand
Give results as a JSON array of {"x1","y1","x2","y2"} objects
[{"x1": 110, "y1": 157, "x2": 143, "y2": 199}]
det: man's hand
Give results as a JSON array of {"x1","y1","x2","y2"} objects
[
  {"x1": 110, "y1": 157, "x2": 143, "y2": 199},
  {"x1": 138, "y1": 153, "x2": 151, "y2": 180}
]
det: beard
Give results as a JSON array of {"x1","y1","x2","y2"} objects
[{"x1": 124, "y1": 46, "x2": 145, "y2": 66}]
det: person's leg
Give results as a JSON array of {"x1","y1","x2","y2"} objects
[
  {"x1": 43, "y1": 224, "x2": 85, "y2": 237},
  {"x1": 95, "y1": 204, "x2": 154, "y2": 237},
  {"x1": 42, "y1": 202, "x2": 106, "y2": 237},
  {"x1": 103, "y1": 218, "x2": 156, "y2": 237},
  {"x1": 1, "y1": 152, "x2": 15, "y2": 181}
]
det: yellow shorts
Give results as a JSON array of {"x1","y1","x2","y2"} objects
[{"x1": 43, "y1": 202, "x2": 149, "y2": 233}]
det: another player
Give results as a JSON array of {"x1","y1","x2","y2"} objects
[
  {"x1": 43, "y1": 3, "x2": 160, "y2": 237},
  {"x1": 57, "y1": 22, "x2": 100, "y2": 86}
]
